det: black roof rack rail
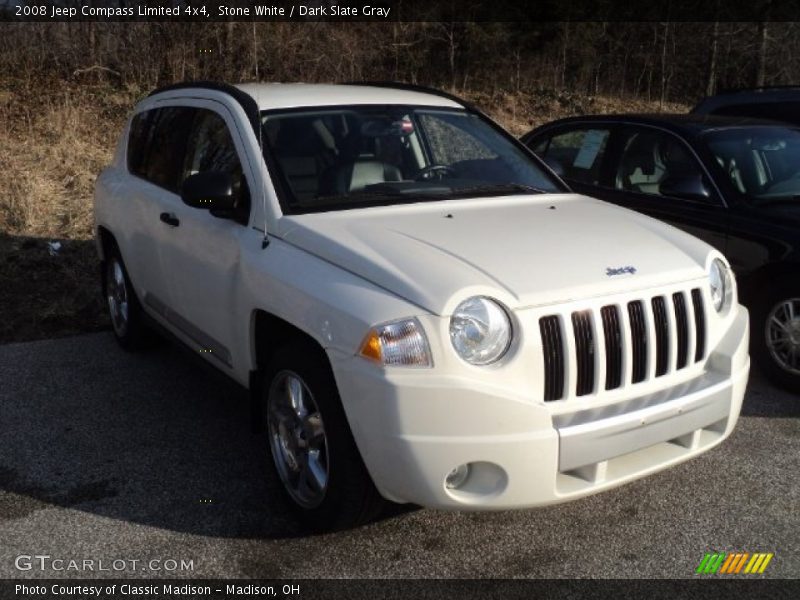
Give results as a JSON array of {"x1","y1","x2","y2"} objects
[{"x1": 148, "y1": 80, "x2": 260, "y2": 136}]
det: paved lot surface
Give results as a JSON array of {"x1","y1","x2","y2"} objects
[{"x1": 0, "y1": 333, "x2": 797, "y2": 579}]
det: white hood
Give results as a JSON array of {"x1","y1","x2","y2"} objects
[{"x1": 278, "y1": 194, "x2": 712, "y2": 316}]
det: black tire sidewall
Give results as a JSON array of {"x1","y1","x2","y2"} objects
[{"x1": 103, "y1": 247, "x2": 147, "y2": 351}]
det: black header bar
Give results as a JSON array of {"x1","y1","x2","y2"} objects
[{"x1": 0, "y1": 0, "x2": 797, "y2": 23}]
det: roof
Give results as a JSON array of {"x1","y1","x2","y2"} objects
[
  {"x1": 234, "y1": 83, "x2": 464, "y2": 111},
  {"x1": 693, "y1": 86, "x2": 800, "y2": 110},
  {"x1": 526, "y1": 113, "x2": 794, "y2": 139}
]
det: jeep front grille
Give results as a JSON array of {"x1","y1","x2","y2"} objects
[
  {"x1": 539, "y1": 316, "x2": 565, "y2": 402},
  {"x1": 539, "y1": 288, "x2": 706, "y2": 401},
  {"x1": 600, "y1": 305, "x2": 623, "y2": 391},
  {"x1": 692, "y1": 288, "x2": 706, "y2": 362}
]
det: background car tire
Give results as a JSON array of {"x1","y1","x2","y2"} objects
[
  {"x1": 262, "y1": 340, "x2": 386, "y2": 532},
  {"x1": 102, "y1": 244, "x2": 151, "y2": 351},
  {"x1": 752, "y1": 284, "x2": 800, "y2": 393}
]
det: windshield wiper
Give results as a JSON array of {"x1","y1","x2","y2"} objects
[
  {"x1": 448, "y1": 182, "x2": 552, "y2": 196},
  {"x1": 311, "y1": 189, "x2": 405, "y2": 204}
]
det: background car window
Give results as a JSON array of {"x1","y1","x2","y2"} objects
[
  {"x1": 140, "y1": 107, "x2": 196, "y2": 192},
  {"x1": 537, "y1": 128, "x2": 610, "y2": 184},
  {"x1": 704, "y1": 126, "x2": 800, "y2": 201},
  {"x1": 183, "y1": 109, "x2": 250, "y2": 222},
  {"x1": 615, "y1": 128, "x2": 708, "y2": 198}
]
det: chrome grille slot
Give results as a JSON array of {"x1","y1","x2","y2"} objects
[
  {"x1": 571, "y1": 311, "x2": 595, "y2": 397},
  {"x1": 539, "y1": 316, "x2": 565, "y2": 401},
  {"x1": 692, "y1": 288, "x2": 706, "y2": 361},
  {"x1": 673, "y1": 292, "x2": 689, "y2": 369},
  {"x1": 651, "y1": 296, "x2": 669, "y2": 377},
  {"x1": 600, "y1": 305, "x2": 623, "y2": 390},
  {"x1": 627, "y1": 300, "x2": 648, "y2": 384}
]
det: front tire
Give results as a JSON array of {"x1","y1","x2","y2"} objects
[
  {"x1": 262, "y1": 341, "x2": 385, "y2": 531},
  {"x1": 753, "y1": 285, "x2": 800, "y2": 393}
]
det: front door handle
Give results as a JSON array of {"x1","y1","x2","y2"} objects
[{"x1": 160, "y1": 212, "x2": 180, "y2": 227}]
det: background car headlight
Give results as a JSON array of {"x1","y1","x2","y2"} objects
[
  {"x1": 359, "y1": 318, "x2": 432, "y2": 367},
  {"x1": 709, "y1": 258, "x2": 733, "y2": 312},
  {"x1": 449, "y1": 296, "x2": 512, "y2": 365}
]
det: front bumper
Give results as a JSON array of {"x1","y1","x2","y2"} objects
[{"x1": 330, "y1": 304, "x2": 749, "y2": 509}]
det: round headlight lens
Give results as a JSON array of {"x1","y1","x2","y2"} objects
[
  {"x1": 709, "y1": 258, "x2": 731, "y2": 312},
  {"x1": 449, "y1": 296, "x2": 512, "y2": 365}
]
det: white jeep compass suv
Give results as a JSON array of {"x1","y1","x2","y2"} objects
[{"x1": 94, "y1": 81, "x2": 750, "y2": 531}]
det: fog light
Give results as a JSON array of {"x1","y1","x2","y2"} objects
[{"x1": 445, "y1": 464, "x2": 470, "y2": 489}]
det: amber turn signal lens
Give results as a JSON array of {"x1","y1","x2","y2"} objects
[{"x1": 359, "y1": 331, "x2": 383, "y2": 362}]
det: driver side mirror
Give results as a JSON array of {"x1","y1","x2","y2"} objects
[
  {"x1": 659, "y1": 175, "x2": 711, "y2": 201},
  {"x1": 181, "y1": 172, "x2": 236, "y2": 212}
]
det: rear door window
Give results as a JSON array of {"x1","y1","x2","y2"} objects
[
  {"x1": 127, "y1": 112, "x2": 152, "y2": 179},
  {"x1": 127, "y1": 106, "x2": 196, "y2": 193}
]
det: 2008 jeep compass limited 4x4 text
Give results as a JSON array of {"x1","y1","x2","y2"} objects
[{"x1": 94, "y1": 81, "x2": 750, "y2": 530}]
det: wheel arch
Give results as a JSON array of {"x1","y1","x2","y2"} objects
[
  {"x1": 96, "y1": 225, "x2": 117, "y2": 262},
  {"x1": 248, "y1": 309, "x2": 336, "y2": 433}
]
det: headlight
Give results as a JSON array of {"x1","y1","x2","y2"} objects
[
  {"x1": 709, "y1": 258, "x2": 733, "y2": 312},
  {"x1": 449, "y1": 296, "x2": 512, "y2": 365},
  {"x1": 359, "y1": 318, "x2": 432, "y2": 367}
]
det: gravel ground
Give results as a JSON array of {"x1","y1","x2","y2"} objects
[{"x1": 0, "y1": 333, "x2": 797, "y2": 579}]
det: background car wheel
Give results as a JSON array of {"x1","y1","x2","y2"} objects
[
  {"x1": 753, "y1": 284, "x2": 800, "y2": 393},
  {"x1": 262, "y1": 341, "x2": 386, "y2": 531},
  {"x1": 102, "y1": 246, "x2": 150, "y2": 351}
]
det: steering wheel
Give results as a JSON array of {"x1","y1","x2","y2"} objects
[{"x1": 414, "y1": 164, "x2": 456, "y2": 181}]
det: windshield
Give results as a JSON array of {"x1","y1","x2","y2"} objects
[
  {"x1": 261, "y1": 105, "x2": 563, "y2": 213},
  {"x1": 703, "y1": 126, "x2": 800, "y2": 204}
]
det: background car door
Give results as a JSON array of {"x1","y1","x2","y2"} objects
[
  {"x1": 592, "y1": 125, "x2": 729, "y2": 255},
  {"x1": 156, "y1": 104, "x2": 254, "y2": 370}
]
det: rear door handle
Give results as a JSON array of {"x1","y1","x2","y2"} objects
[{"x1": 159, "y1": 212, "x2": 180, "y2": 227}]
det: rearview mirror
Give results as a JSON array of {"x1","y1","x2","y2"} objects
[
  {"x1": 181, "y1": 172, "x2": 236, "y2": 211},
  {"x1": 659, "y1": 175, "x2": 711, "y2": 201}
]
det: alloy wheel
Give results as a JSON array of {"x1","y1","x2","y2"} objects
[{"x1": 267, "y1": 370, "x2": 330, "y2": 508}]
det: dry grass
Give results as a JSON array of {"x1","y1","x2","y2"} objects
[
  {"x1": 468, "y1": 88, "x2": 689, "y2": 135},
  {"x1": 0, "y1": 79, "x2": 140, "y2": 343},
  {"x1": 0, "y1": 78, "x2": 689, "y2": 344},
  {"x1": 0, "y1": 79, "x2": 140, "y2": 238}
]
